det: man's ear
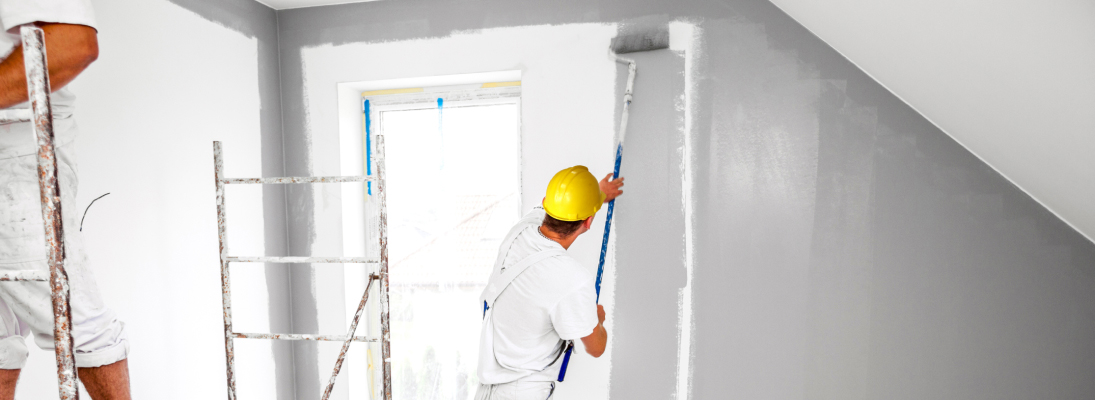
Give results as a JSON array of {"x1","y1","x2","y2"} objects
[{"x1": 584, "y1": 216, "x2": 595, "y2": 230}]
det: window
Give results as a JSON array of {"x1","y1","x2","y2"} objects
[{"x1": 364, "y1": 82, "x2": 521, "y2": 399}]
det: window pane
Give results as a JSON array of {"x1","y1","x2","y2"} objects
[{"x1": 381, "y1": 102, "x2": 520, "y2": 400}]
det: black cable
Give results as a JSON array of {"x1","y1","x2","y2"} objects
[{"x1": 79, "y1": 192, "x2": 110, "y2": 232}]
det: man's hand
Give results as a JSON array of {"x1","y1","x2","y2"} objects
[
  {"x1": 600, "y1": 173, "x2": 624, "y2": 203},
  {"x1": 0, "y1": 23, "x2": 98, "y2": 109},
  {"x1": 580, "y1": 304, "x2": 608, "y2": 358}
]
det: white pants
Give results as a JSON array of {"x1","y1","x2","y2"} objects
[
  {"x1": 0, "y1": 141, "x2": 128, "y2": 369},
  {"x1": 474, "y1": 381, "x2": 555, "y2": 400}
]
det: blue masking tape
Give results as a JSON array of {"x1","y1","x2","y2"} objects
[
  {"x1": 364, "y1": 99, "x2": 373, "y2": 195},
  {"x1": 437, "y1": 97, "x2": 444, "y2": 169}
]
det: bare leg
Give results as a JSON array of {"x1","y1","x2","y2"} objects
[
  {"x1": 0, "y1": 369, "x2": 19, "y2": 400},
  {"x1": 78, "y1": 359, "x2": 130, "y2": 400}
]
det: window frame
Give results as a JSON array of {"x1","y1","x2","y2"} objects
[
  {"x1": 360, "y1": 82, "x2": 523, "y2": 400},
  {"x1": 362, "y1": 82, "x2": 523, "y2": 208}
]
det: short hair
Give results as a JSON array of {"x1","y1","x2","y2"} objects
[{"x1": 542, "y1": 213, "x2": 584, "y2": 237}]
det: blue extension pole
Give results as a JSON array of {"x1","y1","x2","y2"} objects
[
  {"x1": 558, "y1": 58, "x2": 636, "y2": 382},
  {"x1": 364, "y1": 99, "x2": 373, "y2": 195},
  {"x1": 595, "y1": 142, "x2": 623, "y2": 304}
]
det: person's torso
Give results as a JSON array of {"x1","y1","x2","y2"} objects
[
  {"x1": 479, "y1": 211, "x2": 593, "y2": 383},
  {"x1": 0, "y1": 90, "x2": 78, "y2": 159}
]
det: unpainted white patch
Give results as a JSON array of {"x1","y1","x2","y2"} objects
[{"x1": 669, "y1": 19, "x2": 699, "y2": 400}]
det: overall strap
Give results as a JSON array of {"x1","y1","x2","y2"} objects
[{"x1": 481, "y1": 248, "x2": 566, "y2": 315}]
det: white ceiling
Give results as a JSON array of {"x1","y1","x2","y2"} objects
[
  {"x1": 768, "y1": 0, "x2": 1095, "y2": 242},
  {"x1": 257, "y1": 0, "x2": 375, "y2": 10}
]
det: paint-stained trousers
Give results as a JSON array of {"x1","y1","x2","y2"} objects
[
  {"x1": 474, "y1": 381, "x2": 555, "y2": 400},
  {"x1": 0, "y1": 139, "x2": 129, "y2": 369}
]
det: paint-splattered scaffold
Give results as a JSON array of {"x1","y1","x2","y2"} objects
[
  {"x1": 0, "y1": 26, "x2": 81, "y2": 400},
  {"x1": 213, "y1": 137, "x2": 393, "y2": 400}
]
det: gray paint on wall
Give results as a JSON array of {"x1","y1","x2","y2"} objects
[
  {"x1": 690, "y1": 19, "x2": 823, "y2": 398},
  {"x1": 268, "y1": 0, "x2": 1095, "y2": 398},
  {"x1": 804, "y1": 79, "x2": 877, "y2": 398},
  {"x1": 687, "y1": 7, "x2": 1095, "y2": 400},
  {"x1": 767, "y1": 0, "x2": 1095, "y2": 244},
  {"x1": 862, "y1": 91, "x2": 1095, "y2": 399},
  {"x1": 163, "y1": 1, "x2": 299, "y2": 398},
  {"x1": 609, "y1": 43, "x2": 687, "y2": 400}
]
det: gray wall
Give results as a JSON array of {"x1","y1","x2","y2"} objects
[
  {"x1": 275, "y1": 1, "x2": 1095, "y2": 399},
  {"x1": 180, "y1": 0, "x2": 1095, "y2": 398},
  {"x1": 766, "y1": 0, "x2": 1095, "y2": 243},
  {"x1": 164, "y1": 1, "x2": 298, "y2": 398}
]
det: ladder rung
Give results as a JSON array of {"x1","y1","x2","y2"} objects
[
  {"x1": 227, "y1": 256, "x2": 379, "y2": 264},
  {"x1": 0, "y1": 270, "x2": 48, "y2": 281},
  {"x1": 234, "y1": 332, "x2": 376, "y2": 342},
  {"x1": 0, "y1": 109, "x2": 31, "y2": 124},
  {"x1": 222, "y1": 176, "x2": 374, "y2": 185}
]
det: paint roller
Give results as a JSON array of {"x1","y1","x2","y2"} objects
[{"x1": 556, "y1": 24, "x2": 670, "y2": 382}]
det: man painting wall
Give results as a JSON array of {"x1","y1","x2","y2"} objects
[
  {"x1": 0, "y1": 1, "x2": 131, "y2": 399},
  {"x1": 476, "y1": 166, "x2": 623, "y2": 399}
]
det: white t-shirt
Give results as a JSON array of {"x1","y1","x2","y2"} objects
[
  {"x1": 0, "y1": 0, "x2": 96, "y2": 159},
  {"x1": 478, "y1": 208, "x2": 599, "y2": 384}
]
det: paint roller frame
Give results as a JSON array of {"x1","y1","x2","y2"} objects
[
  {"x1": 556, "y1": 25, "x2": 671, "y2": 383},
  {"x1": 610, "y1": 28, "x2": 671, "y2": 55}
]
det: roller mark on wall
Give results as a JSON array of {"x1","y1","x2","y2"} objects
[{"x1": 670, "y1": 20, "x2": 699, "y2": 400}]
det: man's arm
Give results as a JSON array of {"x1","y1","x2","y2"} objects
[
  {"x1": 580, "y1": 304, "x2": 608, "y2": 358},
  {"x1": 0, "y1": 23, "x2": 98, "y2": 109}
]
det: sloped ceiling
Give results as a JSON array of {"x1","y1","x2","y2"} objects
[{"x1": 766, "y1": 0, "x2": 1095, "y2": 242}]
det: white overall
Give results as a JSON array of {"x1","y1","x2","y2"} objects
[
  {"x1": 477, "y1": 240, "x2": 566, "y2": 400},
  {"x1": 479, "y1": 248, "x2": 567, "y2": 370}
]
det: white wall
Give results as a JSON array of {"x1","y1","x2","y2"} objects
[
  {"x1": 16, "y1": 0, "x2": 272, "y2": 398},
  {"x1": 767, "y1": 0, "x2": 1095, "y2": 242},
  {"x1": 300, "y1": 23, "x2": 619, "y2": 399}
]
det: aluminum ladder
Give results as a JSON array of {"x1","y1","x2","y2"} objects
[
  {"x1": 0, "y1": 26, "x2": 82, "y2": 400},
  {"x1": 213, "y1": 136, "x2": 393, "y2": 400}
]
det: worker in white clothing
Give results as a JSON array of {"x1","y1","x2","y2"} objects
[
  {"x1": 476, "y1": 165, "x2": 623, "y2": 400},
  {"x1": 0, "y1": 1, "x2": 131, "y2": 399}
]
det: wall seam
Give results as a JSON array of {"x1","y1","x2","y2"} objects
[{"x1": 273, "y1": 7, "x2": 299, "y2": 395}]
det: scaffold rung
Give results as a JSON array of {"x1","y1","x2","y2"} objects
[
  {"x1": 227, "y1": 256, "x2": 379, "y2": 264},
  {"x1": 0, "y1": 270, "x2": 48, "y2": 281},
  {"x1": 222, "y1": 175, "x2": 374, "y2": 185},
  {"x1": 233, "y1": 332, "x2": 377, "y2": 342},
  {"x1": 0, "y1": 109, "x2": 31, "y2": 124}
]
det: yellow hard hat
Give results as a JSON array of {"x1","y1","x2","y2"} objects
[{"x1": 543, "y1": 166, "x2": 606, "y2": 222}]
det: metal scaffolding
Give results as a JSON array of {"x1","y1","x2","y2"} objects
[
  {"x1": 213, "y1": 136, "x2": 392, "y2": 400},
  {"x1": 0, "y1": 25, "x2": 394, "y2": 400},
  {"x1": 0, "y1": 26, "x2": 81, "y2": 400}
]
